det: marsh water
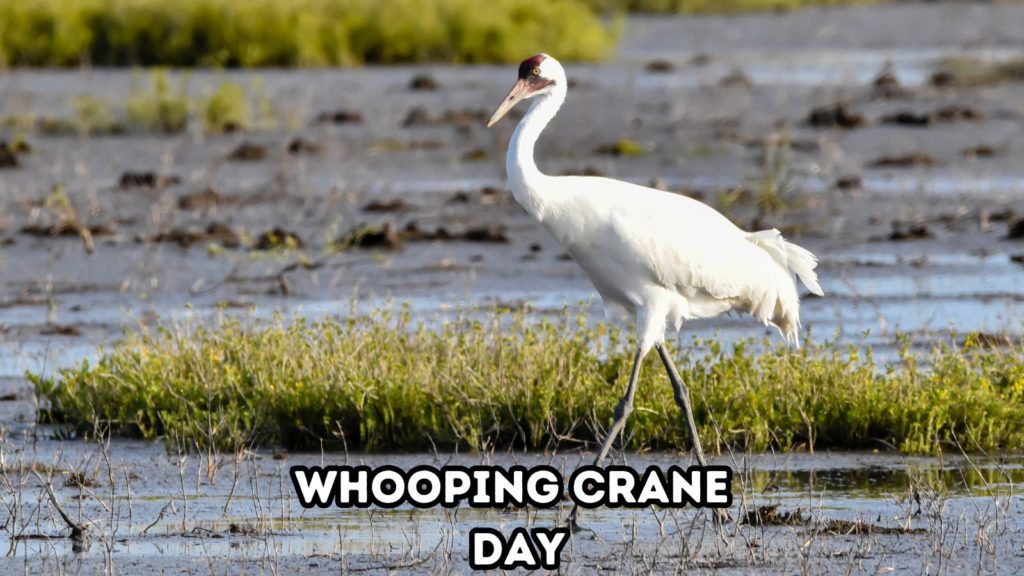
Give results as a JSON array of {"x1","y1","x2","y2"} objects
[{"x1": 1, "y1": 1, "x2": 1023, "y2": 572}]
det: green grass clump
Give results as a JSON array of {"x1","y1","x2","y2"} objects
[
  {"x1": 201, "y1": 81, "x2": 252, "y2": 133},
  {"x1": 124, "y1": 70, "x2": 190, "y2": 133},
  {"x1": 30, "y1": 312, "x2": 1024, "y2": 454},
  {"x1": 72, "y1": 95, "x2": 124, "y2": 135},
  {"x1": 0, "y1": 0, "x2": 615, "y2": 68}
]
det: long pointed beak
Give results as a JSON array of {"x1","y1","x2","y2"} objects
[{"x1": 486, "y1": 79, "x2": 529, "y2": 128}]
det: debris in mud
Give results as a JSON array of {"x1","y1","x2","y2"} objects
[
  {"x1": 1011, "y1": 254, "x2": 1024, "y2": 266},
  {"x1": 644, "y1": 59, "x2": 674, "y2": 73},
  {"x1": 888, "y1": 221, "x2": 933, "y2": 241},
  {"x1": 449, "y1": 186, "x2": 507, "y2": 205},
  {"x1": 930, "y1": 70, "x2": 956, "y2": 87},
  {"x1": 40, "y1": 324, "x2": 83, "y2": 337},
  {"x1": 228, "y1": 142, "x2": 268, "y2": 161},
  {"x1": 336, "y1": 223, "x2": 403, "y2": 250},
  {"x1": 880, "y1": 111, "x2": 931, "y2": 127},
  {"x1": 1007, "y1": 219, "x2": 1024, "y2": 240},
  {"x1": 462, "y1": 147, "x2": 488, "y2": 161},
  {"x1": 402, "y1": 222, "x2": 510, "y2": 244},
  {"x1": 962, "y1": 144, "x2": 999, "y2": 158},
  {"x1": 370, "y1": 139, "x2": 444, "y2": 152},
  {"x1": 529, "y1": 242, "x2": 543, "y2": 253},
  {"x1": 691, "y1": 53, "x2": 712, "y2": 66},
  {"x1": 178, "y1": 187, "x2": 223, "y2": 211},
  {"x1": 868, "y1": 152, "x2": 940, "y2": 168},
  {"x1": 21, "y1": 221, "x2": 115, "y2": 238},
  {"x1": 254, "y1": 228, "x2": 303, "y2": 250},
  {"x1": 806, "y1": 103, "x2": 867, "y2": 129},
  {"x1": 719, "y1": 69, "x2": 753, "y2": 89},
  {"x1": 934, "y1": 105, "x2": 983, "y2": 122},
  {"x1": 595, "y1": 138, "x2": 647, "y2": 156},
  {"x1": 461, "y1": 226, "x2": 509, "y2": 243},
  {"x1": 287, "y1": 138, "x2": 321, "y2": 155},
  {"x1": 409, "y1": 74, "x2": 439, "y2": 91},
  {"x1": 64, "y1": 472, "x2": 99, "y2": 488},
  {"x1": 872, "y1": 65, "x2": 910, "y2": 99},
  {"x1": 820, "y1": 518, "x2": 926, "y2": 536},
  {"x1": 117, "y1": 171, "x2": 181, "y2": 189},
  {"x1": 0, "y1": 147, "x2": 16, "y2": 168},
  {"x1": 402, "y1": 106, "x2": 432, "y2": 127},
  {"x1": 741, "y1": 505, "x2": 804, "y2": 526},
  {"x1": 834, "y1": 175, "x2": 861, "y2": 191},
  {"x1": 152, "y1": 222, "x2": 240, "y2": 249},
  {"x1": 561, "y1": 166, "x2": 605, "y2": 177},
  {"x1": 363, "y1": 198, "x2": 408, "y2": 212},
  {"x1": 402, "y1": 106, "x2": 488, "y2": 127},
  {"x1": 314, "y1": 109, "x2": 363, "y2": 124}
]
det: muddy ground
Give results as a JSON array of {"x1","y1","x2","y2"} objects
[{"x1": 0, "y1": 1, "x2": 1023, "y2": 573}]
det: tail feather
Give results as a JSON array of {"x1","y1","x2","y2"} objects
[
  {"x1": 746, "y1": 229, "x2": 824, "y2": 296},
  {"x1": 746, "y1": 229, "x2": 824, "y2": 347}
]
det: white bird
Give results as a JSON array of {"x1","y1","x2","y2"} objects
[{"x1": 486, "y1": 54, "x2": 824, "y2": 483}]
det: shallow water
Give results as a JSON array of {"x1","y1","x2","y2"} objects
[{"x1": 2, "y1": 2, "x2": 1024, "y2": 571}]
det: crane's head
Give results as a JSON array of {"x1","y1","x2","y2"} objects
[{"x1": 486, "y1": 54, "x2": 565, "y2": 128}]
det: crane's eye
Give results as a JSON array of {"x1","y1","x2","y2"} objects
[{"x1": 531, "y1": 67, "x2": 541, "y2": 76}]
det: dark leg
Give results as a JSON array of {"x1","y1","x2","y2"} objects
[
  {"x1": 655, "y1": 343, "x2": 707, "y2": 466},
  {"x1": 568, "y1": 346, "x2": 644, "y2": 526},
  {"x1": 591, "y1": 346, "x2": 645, "y2": 467},
  {"x1": 656, "y1": 343, "x2": 731, "y2": 524}
]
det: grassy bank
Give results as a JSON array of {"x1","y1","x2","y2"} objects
[
  {"x1": 30, "y1": 311, "x2": 1024, "y2": 455},
  {"x1": 0, "y1": 0, "x2": 615, "y2": 67}
]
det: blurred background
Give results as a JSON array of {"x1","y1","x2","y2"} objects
[{"x1": 1, "y1": 0, "x2": 1023, "y2": 375}]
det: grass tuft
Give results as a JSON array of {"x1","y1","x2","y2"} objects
[
  {"x1": 0, "y1": 0, "x2": 616, "y2": 68},
  {"x1": 29, "y1": 311, "x2": 1024, "y2": 455}
]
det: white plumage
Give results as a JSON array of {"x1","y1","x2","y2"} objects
[{"x1": 487, "y1": 54, "x2": 823, "y2": 514}]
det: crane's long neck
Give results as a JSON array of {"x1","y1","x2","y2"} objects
[{"x1": 506, "y1": 87, "x2": 565, "y2": 220}]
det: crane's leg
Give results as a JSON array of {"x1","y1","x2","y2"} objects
[
  {"x1": 655, "y1": 343, "x2": 706, "y2": 466},
  {"x1": 656, "y1": 343, "x2": 731, "y2": 524},
  {"x1": 591, "y1": 345, "x2": 644, "y2": 467},
  {"x1": 568, "y1": 345, "x2": 644, "y2": 528}
]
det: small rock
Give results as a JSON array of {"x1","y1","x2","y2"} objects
[
  {"x1": 962, "y1": 144, "x2": 999, "y2": 158},
  {"x1": 338, "y1": 223, "x2": 403, "y2": 250},
  {"x1": 118, "y1": 171, "x2": 181, "y2": 189},
  {"x1": 1007, "y1": 219, "x2": 1024, "y2": 240},
  {"x1": 719, "y1": 69, "x2": 753, "y2": 89},
  {"x1": 806, "y1": 103, "x2": 867, "y2": 129},
  {"x1": 834, "y1": 175, "x2": 862, "y2": 190},
  {"x1": 935, "y1": 105, "x2": 982, "y2": 122},
  {"x1": 0, "y1": 143, "x2": 18, "y2": 168},
  {"x1": 930, "y1": 71, "x2": 956, "y2": 87},
  {"x1": 462, "y1": 226, "x2": 509, "y2": 243},
  {"x1": 409, "y1": 74, "x2": 439, "y2": 91},
  {"x1": 178, "y1": 188, "x2": 222, "y2": 211},
  {"x1": 363, "y1": 199, "x2": 408, "y2": 213},
  {"x1": 401, "y1": 106, "x2": 433, "y2": 127},
  {"x1": 880, "y1": 111, "x2": 931, "y2": 127},
  {"x1": 315, "y1": 110, "x2": 363, "y2": 124},
  {"x1": 462, "y1": 147, "x2": 487, "y2": 161},
  {"x1": 690, "y1": 53, "x2": 712, "y2": 66},
  {"x1": 889, "y1": 222, "x2": 933, "y2": 241},
  {"x1": 868, "y1": 152, "x2": 939, "y2": 168},
  {"x1": 644, "y1": 59, "x2": 674, "y2": 73},
  {"x1": 287, "y1": 138, "x2": 321, "y2": 156},
  {"x1": 206, "y1": 222, "x2": 241, "y2": 248},
  {"x1": 228, "y1": 142, "x2": 267, "y2": 161}
]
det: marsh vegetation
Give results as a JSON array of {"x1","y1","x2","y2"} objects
[{"x1": 32, "y1": 311, "x2": 1024, "y2": 455}]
